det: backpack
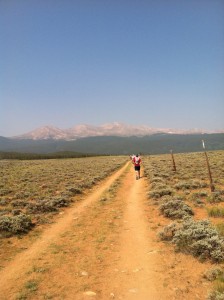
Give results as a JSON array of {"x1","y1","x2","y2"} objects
[{"x1": 134, "y1": 157, "x2": 140, "y2": 165}]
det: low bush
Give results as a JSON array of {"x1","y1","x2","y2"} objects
[
  {"x1": 174, "y1": 181, "x2": 192, "y2": 190},
  {"x1": 159, "y1": 199, "x2": 194, "y2": 219},
  {"x1": 216, "y1": 223, "x2": 224, "y2": 237},
  {"x1": 26, "y1": 197, "x2": 72, "y2": 214},
  {"x1": 150, "y1": 177, "x2": 166, "y2": 184},
  {"x1": 0, "y1": 189, "x2": 13, "y2": 196},
  {"x1": 207, "y1": 282, "x2": 224, "y2": 300},
  {"x1": 26, "y1": 201, "x2": 56, "y2": 213},
  {"x1": 172, "y1": 219, "x2": 224, "y2": 262},
  {"x1": 174, "y1": 180, "x2": 207, "y2": 191},
  {"x1": 0, "y1": 198, "x2": 9, "y2": 206},
  {"x1": 0, "y1": 209, "x2": 11, "y2": 216},
  {"x1": 159, "y1": 219, "x2": 224, "y2": 263},
  {"x1": 207, "y1": 207, "x2": 224, "y2": 218},
  {"x1": 50, "y1": 197, "x2": 72, "y2": 208},
  {"x1": 158, "y1": 172, "x2": 170, "y2": 179},
  {"x1": 193, "y1": 198, "x2": 205, "y2": 207},
  {"x1": 67, "y1": 187, "x2": 83, "y2": 195},
  {"x1": 191, "y1": 191, "x2": 209, "y2": 200},
  {"x1": 159, "y1": 223, "x2": 177, "y2": 241},
  {"x1": 204, "y1": 268, "x2": 223, "y2": 281},
  {"x1": 208, "y1": 192, "x2": 224, "y2": 204},
  {"x1": 0, "y1": 214, "x2": 33, "y2": 235},
  {"x1": 12, "y1": 209, "x2": 23, "y2": 216},
  {"x1": 11, "y1": 200, "x2": 27, "y2": 208},
  {"x1": 148, "y1": 187, "x2": 174, "y2": 199}
]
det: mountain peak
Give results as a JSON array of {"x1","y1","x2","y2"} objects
[
  {"x1": 11, "y1": 123, "x2": 224, "y2": 140},
  {"x1": 14, "y1": 125, "x2": 68, "y2": 140}
]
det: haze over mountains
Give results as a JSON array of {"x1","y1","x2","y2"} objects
[{"x1": 10, "y1": 122, "x2": 224, "y2": 140}]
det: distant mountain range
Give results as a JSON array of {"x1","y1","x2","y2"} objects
[
  {"x1": 0, "y1": 123, "x2": 223, "y2": 155},
  {"x1": 10, "y1": 122, "x2": 224, "y2": 140}
]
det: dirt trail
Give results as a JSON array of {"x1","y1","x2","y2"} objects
[
  {"x1": 103, "y1": 168, "x2": 211, "y2": 300},
  {"x1": 0, "y1": 163, "x2": 212, "y2": 299},
  {"x1": 108, "y1": 170, "x2": 167, "y2": 299}
]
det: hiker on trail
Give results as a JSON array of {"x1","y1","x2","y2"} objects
[
  {"x1": 132, "y1": 154, "x2": 141, "y2": 180},
  {"x1": 130, "y1": 154, "x2": 135, "y2": 161}
]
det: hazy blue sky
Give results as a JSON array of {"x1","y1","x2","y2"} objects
[{"x1": 1, "y1": 0, "x2": 224, "y2": 136}]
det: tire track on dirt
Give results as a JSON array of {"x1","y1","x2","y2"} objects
[{"x1": 0, "y1": 162, "x2": 129, "y2": 299}]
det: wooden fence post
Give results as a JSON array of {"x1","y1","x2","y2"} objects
[
  {"x1": 202, "y1": 140, "x2": 215, "y2": 192},
  {"x1": 170, "y1": 150, "x2": 176, "y2": 172}
]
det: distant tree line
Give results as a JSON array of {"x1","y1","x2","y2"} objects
[{"x1": 0, "y1": 151, "x2": 101, "y2": 160}]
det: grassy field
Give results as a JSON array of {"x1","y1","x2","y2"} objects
[
  {"x1": 144, "y1": 150, "x2": 224, "y2": 299},
  {"x1": 1, "y1": 151, "x2": 224, "y2": 298},
  {"x1": 0, "y1": 156, "x2": 128, "y2": 237}
]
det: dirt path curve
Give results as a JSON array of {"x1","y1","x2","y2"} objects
[{"x1": 0, "y1": 162, "x2": 129, "y2": 299}]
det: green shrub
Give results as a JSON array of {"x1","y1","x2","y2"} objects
[
  {"x1": 67, "y1": 187, "x2": 83, "y2": 195},
  {"x1": 25, "y1": 280, "x2": 38, "y2": 292},
  {"x1": 172, "y1": 219, "x2": 224, "y2": 262},
  {"x1": 50, "y1": 197, "x2": 72, "y2": 208},
  {"x1": 150, "y1": 177, "x2": 166, "y2": 184},
  {"x1": 0, "y1": 214, "x2": 33, "y2": 235},
  {"x1": 191, "y1": 191, "x2": 209, "y2": 200},
  {"x1": 174, "y1": 180, "x2": 207, "y2": 191},
  {"x1": 0, "y1": 198, "x2": 9, "y2": 206},
  {"x1": 174, "y1": 182, "x2": 192, "y2": 190},
  {"x1": 27, "y1": 197, "x2": 71, "y2": 214},
  {"x1": 207, "y1": 207, "x2": 224, "y2": 218},
  {"x1": 11, "y1": 200, "x2": 27, "y2": 208},
  {"x1": 159, "y1": 199, "x2": 194, "y2": 219},
  {"x1": 208, "y1": 192, "x2": 224, "y2": 204},
  {"x1": 216, "y1": 224, "x2": 224, "y2": 237},
  {"x1": 159, "y1": 223, "x2": 177, "y2": 241},
  {"x1": 0, "y1": 211, "x2": 9, "y2": 217},
  {"x1": 204, "y1": 268, "x2": 223, "y2": 281},
  {"x1": 158, "y1": 172, "x2": 170, "y2": 179},
  {"x1": 26, "y1": 201, "x2": 57, "y2": 213},
  {"x1": 12, "y1": 209, "x2": 23, "y2": 216},
  {"x1": 159, "y1": 219, "x2": 224, "y2": 263},
  {"x1": 0, "y1": 189, "x2": 13, "y2": 196},
  {"x1": 148, "y1": 187, "x2": 174, "y2": 199},
  {"x1": 193, "y1": 198, "x2": 205, "y2": 207},
  {"x1": 207, "y1": 282, "x2": 224, "y2": 300}
]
